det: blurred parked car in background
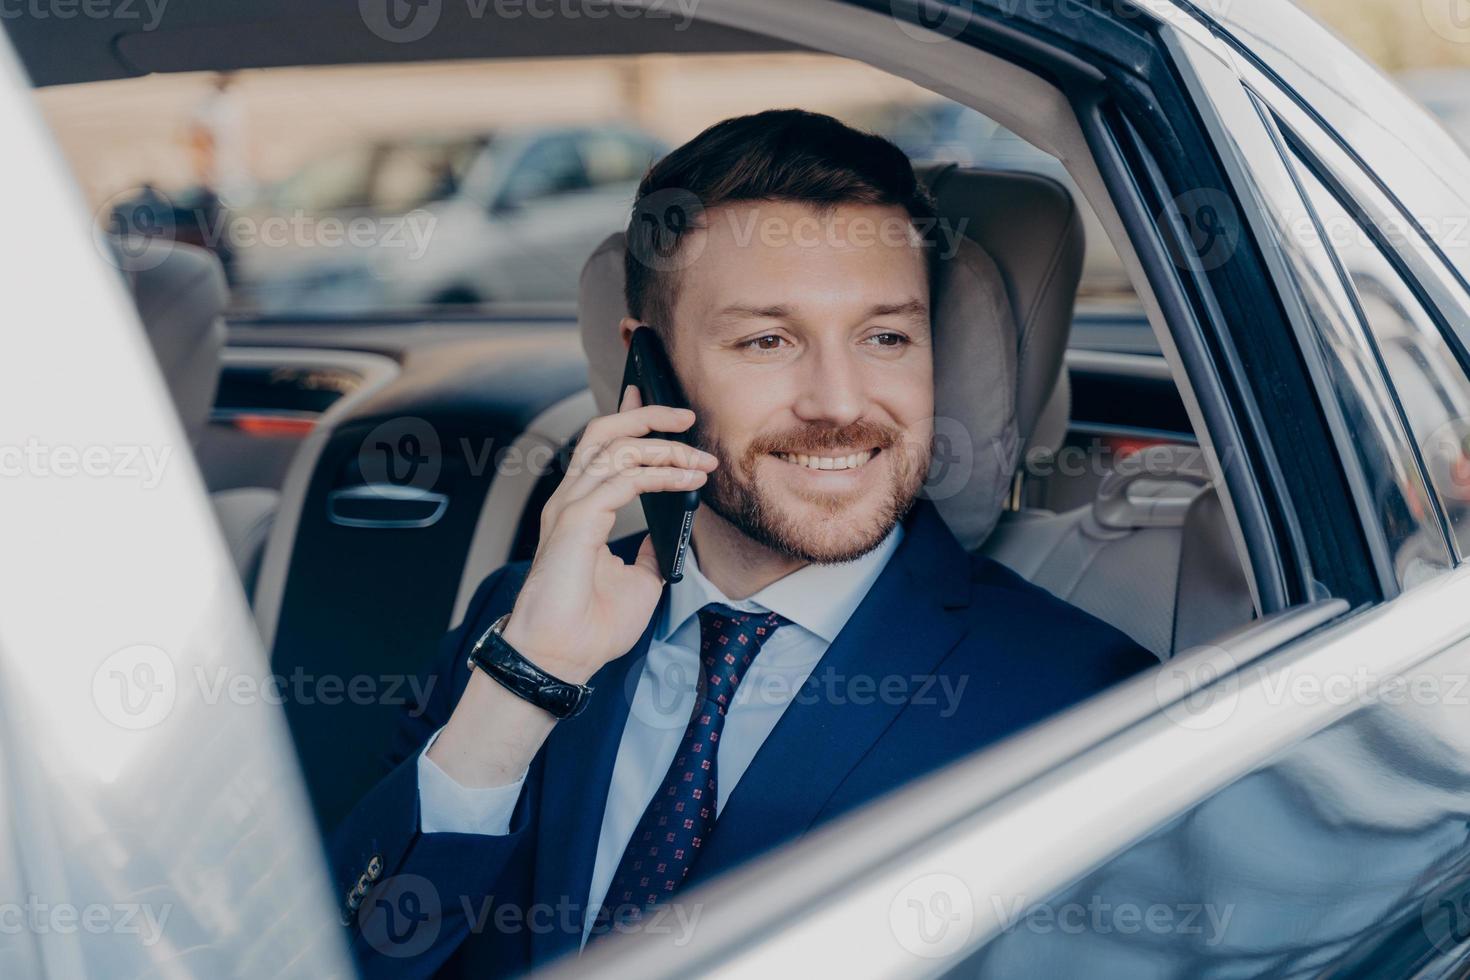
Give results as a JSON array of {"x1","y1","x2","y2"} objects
[{"x1": 232, "y1": 124, "x2": 666, "y2": 314}]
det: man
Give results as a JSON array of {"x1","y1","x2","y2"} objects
[{"x1": 331, "y1": 109, "x2": 1155, "y2": 977}]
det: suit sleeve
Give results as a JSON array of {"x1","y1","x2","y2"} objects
[{"x1": 327, "y1": 563, "x2": 540, "y2": 979}]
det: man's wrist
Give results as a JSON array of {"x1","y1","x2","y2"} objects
[
  {"x1": 431, "y1": 673, "x2": 554, "y2": 788},
  {"x1": 469, "y1": 614, "x2": 595, "y2": 720},
  {"x1": 500, "y1": 614, "x2": 594, "y2": 686}
]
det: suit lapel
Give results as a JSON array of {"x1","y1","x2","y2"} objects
[
  {"x1": 528, "y1": 586, "x2": 662, "y2": 959},
  {"x1": 686, "y1": 502, "x2": 973, "y2": 887}
]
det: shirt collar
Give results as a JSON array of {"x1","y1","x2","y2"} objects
[{"x1": 657, "y1": 523, "x2": 904, "y2": 645}]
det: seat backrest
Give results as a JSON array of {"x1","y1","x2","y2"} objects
[
  {"x1": 111, "y1": 235, "x2": 283, "y2": 601},
  {"x1": 108, "y1": 236, "x2": 228, "y2": 447},
  {"x1": 916, "y1": 163, "x2": 1083, "y2": 452},
  {"x1": 981, "y1": 446, "x2": 1254, "y2": 657}
]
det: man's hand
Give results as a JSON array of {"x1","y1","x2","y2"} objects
[
  {"x1": 499, "y1": 385, "x2": 715, "y2": 684},
  {"x1": 427, "y1": 386, "x2": 716, "y2": 790}
]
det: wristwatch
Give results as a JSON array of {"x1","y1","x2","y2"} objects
[{"x1": 466, "y1": 614, "x2": 594, "y2": 720}]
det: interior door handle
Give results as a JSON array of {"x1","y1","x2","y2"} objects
[{"x1": 326, "y1": 484, "x2": 449, "y2": 529}]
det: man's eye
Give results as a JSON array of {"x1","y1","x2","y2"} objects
[
  {"x1": 745, "y1": 335, "x2": 788, "y2": 351},
  {"x1": 868, "y1": 332, "x2": 908, "y2": 347}
]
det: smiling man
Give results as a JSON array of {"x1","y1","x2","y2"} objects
[{"x1": 331, "y1": 109, "x2": 1155, "y2": 978}]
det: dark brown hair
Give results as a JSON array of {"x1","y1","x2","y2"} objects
[{"x1": 623, "y1": 109, "x2": 940, "y2": 339}]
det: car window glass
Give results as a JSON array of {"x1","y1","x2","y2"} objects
[
  {"x1": 1209, "y1": 4, "x2": 1470, "y2": 290},
  {"x1": 44, "y1": 58, "x2": 1143, "y2": 320},
  {"x1": 1290, "y1": 151, "x2": 1470, "y2": 558},
  {"x1": 500, "y1": 134, "x2": 589, "y2": 206}
]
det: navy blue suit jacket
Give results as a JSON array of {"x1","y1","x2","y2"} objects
[{"x1": 330, "y1": 500, "x2": 1156, "y2": 978}]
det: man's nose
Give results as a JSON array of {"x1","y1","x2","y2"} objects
[{"x1": 791, "y1": 344, "x2": 866, "y2": 427}]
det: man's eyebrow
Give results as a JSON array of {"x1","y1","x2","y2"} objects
[
  {"x1": 868, "y1": 299, "x2": 930, "y2": 320},
  {"x1": 710, "y1": 299, "x2": 930, "y2": 322},
  {"x1": 712, "y1": 304, "x2": 792, "y2": 321}
]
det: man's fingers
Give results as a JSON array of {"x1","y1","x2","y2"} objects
[
  {"x1": 574, "y1": 405, "x2": 696, "y2": 468},
  {"x1": 560, "y1": 467, "x2": 706, "y2": 528},
  {"x1": 559, "y1": 437, "x2": 715, "y2": 501}
]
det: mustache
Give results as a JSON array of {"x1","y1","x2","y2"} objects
[{"x1": 745, "y1": 419, "x2": 900, "y2": 458}]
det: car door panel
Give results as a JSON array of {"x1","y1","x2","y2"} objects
[
  {"x1": 232, "y1": 327, "x2": 588, "y2": 831},
  {"x1": 963, "y1": 586, "x2": 1470, "y2": 978}
]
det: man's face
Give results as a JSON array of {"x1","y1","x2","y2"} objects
[{"x1": 641, "y1": 200, "x2": 935, "y2": 564}]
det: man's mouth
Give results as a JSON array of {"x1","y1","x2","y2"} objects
[{"x1": 770, "y1": 448, "x2": 879, "y2": 471}]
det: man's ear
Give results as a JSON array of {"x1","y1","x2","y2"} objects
[{"x1": 618, "y1": 317, "x2": 641, "y2": 350}]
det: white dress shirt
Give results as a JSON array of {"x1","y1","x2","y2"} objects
[{"x1": 417, "y1": 525, "x2": 903, "y2": 942}]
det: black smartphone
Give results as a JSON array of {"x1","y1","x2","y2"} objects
[{"x1": 621, "y1": 326, "x2": 699, "y2": 583}]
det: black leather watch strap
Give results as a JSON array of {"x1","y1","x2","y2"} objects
[{"x1": 466, "y1": 614, "x2": 593, "y2": 720}]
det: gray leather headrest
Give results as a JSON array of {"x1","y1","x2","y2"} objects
[
  {"x1": 917, "y1": 164, "x2": 1084, "y2": 453},
  {"x1": 577, "y1": 167, "x2": 1084, "y2": 549},
  {"x1": 110, "y1": 237, "x2": 228, "y2": 446}
]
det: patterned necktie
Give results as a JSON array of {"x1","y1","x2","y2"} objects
[{"x1": 598, "y1": 602, "x2": 790, "y2": 926}]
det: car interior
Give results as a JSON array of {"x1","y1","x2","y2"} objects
[{"x1": 20, "y1": 2, "x2": 1269, "y2": 833}]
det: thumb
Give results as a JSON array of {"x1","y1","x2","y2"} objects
[{"x1": 633, "y1": 534, "x2": 663, "y2": 582}]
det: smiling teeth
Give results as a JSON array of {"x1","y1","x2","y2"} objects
[{"x1": 774, "y1": 450, "x2": 876, "y2": 471}]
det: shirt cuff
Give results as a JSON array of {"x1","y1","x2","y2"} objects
[{"x1": 416, "y1": 728, "x2": 527, "y2": 836}]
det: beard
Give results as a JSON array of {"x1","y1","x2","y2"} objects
[{"x1": 690, "y1": 413, "x2": 930, "y2": 564}]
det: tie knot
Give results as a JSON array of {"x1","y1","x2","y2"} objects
[{"x1": 695, "y1": 603, "x2": 789, "y2": 711}]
